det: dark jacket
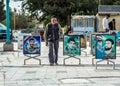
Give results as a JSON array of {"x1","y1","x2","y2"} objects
[
  {"x1": 45, "y1": 23, "x2": 61, "y2": 42},
  {"x1": 109, "y1": 21, "x2": 116, "y2": 30}
]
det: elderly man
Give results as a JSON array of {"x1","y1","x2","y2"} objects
[{"x1": 44, "y1": 15, "x2": 62, "y2": 66}]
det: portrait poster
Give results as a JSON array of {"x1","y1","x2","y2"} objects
[
  {"x1": 111, "y1": 31, "x2": 120, "y2": 46},
  {"x1": 12, "y1": 30, "x2": 21, "y2": 41},
  {"x1": 23, "y1": 35, "x2": 41, "y2": 54},
  {"x1": 18, "y1": 33, "x2": 31, "y2": 50},
  {"x1": 91, "y1": 34, "x2": 96, "y2": 55},
  {"x1": 80, "y1": 34, "x2": 86, "y2": 48},
  {"x1": 95, "y1": 34, "x2": 116, "y2": 59},
  {"x1": 63, "y1": 35, "x2": 80, "y2": 56},
  {"x1": 69, "y1": 32, "x2": 86, "y2": 48}
]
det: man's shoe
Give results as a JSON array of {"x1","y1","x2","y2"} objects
[
  {"x1": 50, "y1": 63, "x2": 54, "y2": 66},
  {"x1": 55, "y1": 62, "x2": 58, "y2": 65}
]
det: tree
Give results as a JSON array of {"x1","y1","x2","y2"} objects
[
  {"x1": 99, "y1": 0, "x2": 120, "y2": 5},
  {"x1": 0, "y1": 0, "x2": 5, "y2": 22},
  {"x1": 9, "y1": 11, "x2": 35, "y2": 29},
  {"x1": 22, "y1": 0, "x2": 99, "y2": 27},
  {"x1": 22, "y1": 0, "x2": 81, "y2": 26},
  {"x1": 76, "y1": 0, "x2": 98, "y2": 15},
  {"x1": 113, "y1": 0, "x2": 120, "y2": 5}
]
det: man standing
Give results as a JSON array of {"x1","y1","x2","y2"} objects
[
  {"x1": 44, "y1": 15, "x2": 61, "y2": 66},
  {"x1": 102, "y1": 14, "x2": 110, "y2": 32},
  {"x1": 109, "y1": 19, "x2": 116, "y2": 30}
]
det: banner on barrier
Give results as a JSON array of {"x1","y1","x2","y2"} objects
[
  {"x1": 23, "y1": 35, "x2": 41, "y2": 54},
  {"x1": 96, "y1": 34, "x2": 116, "y2": 59},
  {"x1": 18, "y1": 33, "x2": 31, "y2": 50},
  {"x1": 63, "y1": 35, "x2": 80, "y2": 56},
  {"x1": 111, "y1": 31, "x2": 120, "y2": 46},
  {"x1": 70, "y1": 32, "x2": 87, "y2": 48}
]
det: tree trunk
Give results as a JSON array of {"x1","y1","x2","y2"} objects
[{"x1": 67, "y1": 15, "x2": 71, "y2": 27}]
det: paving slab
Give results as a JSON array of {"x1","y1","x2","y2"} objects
[{"x1": 0, "y1": 42, "x2": 120, "y2": 86}]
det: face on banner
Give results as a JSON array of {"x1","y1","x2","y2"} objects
[
  {"x1": 63, "y1": 35, "x2": 80, "y2": 56},
  {"x1": 23, "y1": 36, "x2": 41, "y2": 54},
  {"x1": 80, "y1": 34, "x2": 86, "y2": 48},
  {"x1": 96, "y1": 34, "x2": 116, "y2": 59},
  {"x1": 69, "y1": 32, "x2": 86, "y2": 48}
]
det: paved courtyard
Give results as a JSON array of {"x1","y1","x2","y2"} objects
[{"x1": 0, "y1": 42, "x2": 120, "y2": 86}]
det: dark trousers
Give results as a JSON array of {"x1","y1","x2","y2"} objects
[{"x1": 48, "y1": 40, "x2": 59, "y2": 64}]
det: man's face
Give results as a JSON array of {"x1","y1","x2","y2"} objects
[
  {"x1": 68, "y1": 41, "x2": 75, "y2": 49},
  {"x1": 81, "y1": 38, "x2": 86, "y2": 46},
  {"x1": 51, "y1": 18, "x2": 57, "y2": 24},
  {"x1": 106, "y1": 15, "x2": 110, "y2": 19},
  {"x1": 30, "y1": 40, "x2": 34, "y2": 46},
  {"x1": 105, "y1": 41, "x2": 112, "y2": 50},
  {"x1": 106, "y1": 16, "x2": 109, "y2": 19}
]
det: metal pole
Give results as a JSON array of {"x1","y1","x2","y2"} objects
[
  {"x1": 99, "y1": 0, "x2": 102, "y2": 5},
  {"x1": 6, "y1": 0, "x2": 11, "y2": 44},
  {"x1": 14, "y1": 8, "x2": 16, "y2": 30}
]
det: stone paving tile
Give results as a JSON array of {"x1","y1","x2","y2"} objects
[
  {"x1": 60, "y1": 84, "x2": 115, "y2": 86},
  {"x1": 4, "y1": 82, "x2": 17, "y2": 86},
  {"x1": 0, "y1": 72, "x2": 4, "y2": 86},
  {"x1": 1, "y1": 42, "x2": 120, "y2": 86},
  {"x1": 16, "y1": 80, "x2": 44, "y2": 86},
  {"x1": 0, "y1": 83, "x2": 4, "y2": 86}
]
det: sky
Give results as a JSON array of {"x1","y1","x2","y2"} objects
[{"x1": 4, "y1": 0, "x2": 22, "y2": 13}]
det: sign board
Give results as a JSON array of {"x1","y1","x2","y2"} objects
[
  {"x1": 70, "y1": 32, "x2": 86, "y2": 48},
  {"x1": 96, "y1": 34, "x2": 116, "y2": 59},
  {"x1": 63, "y1": 35, "x2": 80, "y2": 56},
  {"x1": 12, "y1": 30, "x2": 21, "y2": 41},
  {"x1": 111, "y1": 30, "x2": 120, "y2": 46},
  {"x1": 18, "y1": 33, "x2": 31, "y2": 50},
  {"x1": 23, "y1": 35, "x2": 41, "y2": 54}
]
